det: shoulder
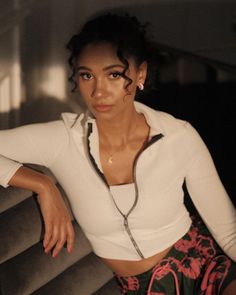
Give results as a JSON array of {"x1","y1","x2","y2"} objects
[
  {"x1": 135, "y1": 102, "x2": 204, "y2": 148},
  {"x1": 154, "y1": 110, "x2": 202, "y2": 144},
  {"x1": 156, "y1": 111, "x2": 187, "y2": 133},
  {"x1": 5, "y1": 119, "x2": 67, "y2": 139},
  {"x1": 135, "y1": 101, "x2": 189, "y2": 137}
]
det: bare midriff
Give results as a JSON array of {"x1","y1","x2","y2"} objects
[{"x1": 100, "y1": 244, "x2": 174, "y2": 276}]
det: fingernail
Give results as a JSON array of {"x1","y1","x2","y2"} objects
[
  {"x1": 68, "y1": 247, "x2": 73, "y2": 253},
  {"x1": 52, "y1": 253, "x2": 57, "y2": 258}
]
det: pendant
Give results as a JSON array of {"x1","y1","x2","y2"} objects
[{"x1": 108, "y1": 155, "x2": 113, "y2": 164}]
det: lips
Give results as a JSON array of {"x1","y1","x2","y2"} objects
[{"x1": 94, "y1": 104, "x2": 113, "y2": 112}]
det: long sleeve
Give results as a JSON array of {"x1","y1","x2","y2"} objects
[
  {"x1": 184, "y1": 123, "x2": 236, "y2": 261},
  {"x1": 0, "y1": 120, "x2": 68, "y2": 188}
]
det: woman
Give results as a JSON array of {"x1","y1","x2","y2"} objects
[{"x1": 0, "y1": 13, "x2": 235, "y2": 294}]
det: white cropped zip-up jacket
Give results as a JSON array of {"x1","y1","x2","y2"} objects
[{"x1": 0, "y1": 102, "x2": 235, "y2": 261}]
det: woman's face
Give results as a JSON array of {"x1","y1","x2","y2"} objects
[{"x1": 76, "y1": 42, "x2": 147, "y2": 120}]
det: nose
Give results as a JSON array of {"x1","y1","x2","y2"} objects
[{"x1": 91, "y1": 78, "x2": 107, "y2": 99}]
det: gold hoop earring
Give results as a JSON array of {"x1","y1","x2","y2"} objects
[{"x1": 138, "y1": 83, "x2": 144, "y2": 91}]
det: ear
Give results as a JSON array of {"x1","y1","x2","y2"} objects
[{"x1": 138, "y1": 61, "x2": 147, "y2": 85}]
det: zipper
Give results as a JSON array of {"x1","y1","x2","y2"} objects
[{"x1": 86, "y1": 122, "x2": 164, "y2": 259}]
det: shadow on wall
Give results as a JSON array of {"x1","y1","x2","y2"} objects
[
  {"x1": 0, "y1": 96, "x2": 82, "y2": 129},
  {"x1": 20, "y1": 96, "x2": 80, "y2": 125}
]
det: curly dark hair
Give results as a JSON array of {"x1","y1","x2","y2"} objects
[{"x1": 66, "y1": 12, "x2": 158, "y2": 95}]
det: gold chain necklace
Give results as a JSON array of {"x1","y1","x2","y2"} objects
[
  {"x1": 108, "y1": 154, "x2": 114, "y2": 164},
  {"x1": 102, "y1": 116, "x2": 146, "y2": 165},
  {"x1": 107, "y1": 149, "x2": 120, "y2": 164}
]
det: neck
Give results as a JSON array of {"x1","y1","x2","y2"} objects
[{"x1": 96, "y1": 106, "x2": 142, "y2": 147}]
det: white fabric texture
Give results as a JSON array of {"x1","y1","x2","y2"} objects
[
  {"x1": 110, "y1": 183, "x2": 136, "y2": 215},
  {"x1": 0, "y1": 102, "x2": 235, "y2": 261}
]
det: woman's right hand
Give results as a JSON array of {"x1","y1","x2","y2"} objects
[
  {"x1": 9, "y1": 166, "x2": 75, "y2": 258},
  {"x1": 37, "y1": 179, "x2": 75, "y2": 258}
]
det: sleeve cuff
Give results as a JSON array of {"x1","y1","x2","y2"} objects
[{"x1": 0, "y1": 162, "x2": 23, "y2": 188}]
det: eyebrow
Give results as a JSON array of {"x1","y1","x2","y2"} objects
[{"x1": 77, "y1": 64, "x2": 125, "y2": 71}]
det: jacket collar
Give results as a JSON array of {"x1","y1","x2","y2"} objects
[
  {"x1": 134, "y1": 101, "x2": 164, "y2": 137},
  {"x1": 61, "y1": 101, "x2": 165, "y2": 137}
]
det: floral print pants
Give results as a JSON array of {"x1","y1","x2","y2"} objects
[{"x1": 114, "y1": 215, "x2": 236, "y2": 295}]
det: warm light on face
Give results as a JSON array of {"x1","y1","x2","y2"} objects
[{"x1": 76, "y1": 42, "x2": 145, "y2": 120}]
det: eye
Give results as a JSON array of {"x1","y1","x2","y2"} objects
[
  {"x1": 109, "y1": 72, "x2": 122, "y2": 79},
  {"x1": 79, "y1": 72, "x2": 93, "y2": 80}
]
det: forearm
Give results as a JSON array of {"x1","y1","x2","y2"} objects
[
  {"x1": 8, "y1": 165, "x2": 55, "y2": 194},
  {"x1": 1, "y1": 123, "x2": 74, "y2": 257},
  {"x1": 8, "y1": 165, "x2": 75, "y2": 257}
]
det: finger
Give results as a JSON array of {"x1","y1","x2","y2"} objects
[
  {"x1": 66, "y1": 222, "x2": 75, "y2": 253},
  {"x1": 52, "y1": 226, "x2": 67, "y2": 258},
  {"x1": 43, "y1": 220, "x2": 53, "y2": 249},
  {"x1": 44, "y1": 223, "x2": 59, "y2": 254}
]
